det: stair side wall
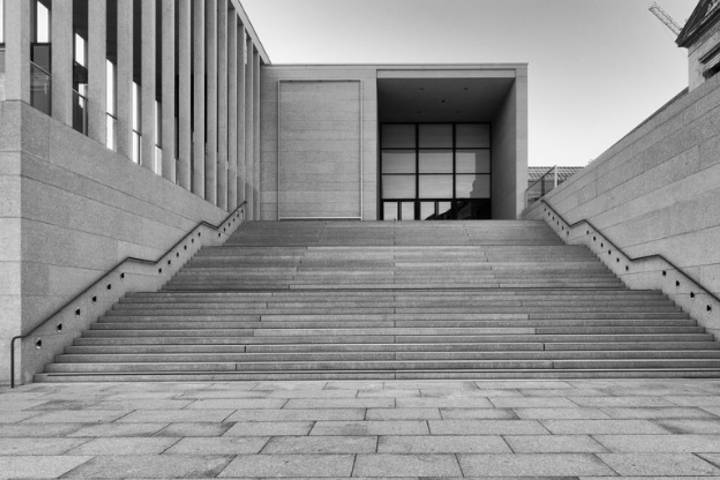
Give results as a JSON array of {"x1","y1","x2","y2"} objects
[
  {"x1": 0, "y1": 101, "x2": 229, "y2": 385},
  {"x1": 524, "y1": 73, "x2": 720, "y2": 337}
]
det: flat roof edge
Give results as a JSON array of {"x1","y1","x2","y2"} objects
[{"x1": 263, "y1": 63, "x2": 528, "y2": 69}]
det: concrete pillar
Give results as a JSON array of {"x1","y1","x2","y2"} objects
[
  {"x1": 161, "y1": 0, "x2": 176, "y2": 182},
  {"x1": 217, "y1": 0, "x2": 228, "y2": 211},
  {"x1": 227, "y1": 15, "x2": 238, "y2": 211},
  {"x1": 116, "y1": 0, "x2": 134, "y2": 159},
  {"x1": 244, "y1": 36, "x2": 254, "y2": 219},
  {"x1": 87, "y1": 0, "x2": 107, "y2": 144},
  {"x1": 51, "y1": 0, "x2": 73, "y2": 125},
  {"x1": 4, "y1": 0, "x2": 31, "y2": 102},
  {"x1": 192, "y1": 0, "x2": 205, "y2": 197},
  {"x1": 177, "y1": 0, "x2": 191, "y2": 190},
  {"x1": 204, "y1": 0, "x2": 218, "y2": 205},
  {"x1": 140, "y1": 0, "x2": 157, "y2": 171},
  {"x1": 254, "y1": 51, "x2": 261, "y2": 219},
  {"x1": 237, "y1": 25, "x2": 247, "y2": 208}
]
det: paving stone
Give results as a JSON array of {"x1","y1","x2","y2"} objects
[
  {"x1": 310, "y1": 420, "x2": 428, "y2": 435},
  {"x1": 0, "y1": 455, "x2": 92, "y2": 479},
  {"x1": 227, "y1": 408, "x2": 364, "y2": 421},
  {"x1": 21, "y1": 409, "x2": 129, "y2": 423},
  {"x1": 284, "y1": 398, "x2": 394, "y2": 409},
  {"x1": 62, "y1": 454, "x2": 232, "y2": 479},
  {"x1": 164, "y1": 436, "x2": 269, "y2": 454},
  {"x1": 69, "y1": 423, "x2": 167, "y2": 437},
  {"x1": 569, "y1": 396, "x2": 675, "y2": 407},
  {"x1": 219, "y1": 454, "x2": 354, "y2": 477},
  {"x1": 0, "y1": 437, "x2": 87, "y2": 455},
  {"x1": 267, "y1": 389, "x2": 359, "y2": 398},
  {"x1": 669, "y1": 396, "x2": 720, "y2": 406},
  {"x1": 396, "y1": 397, "x2": 494, "y2": 408},
  {"x1": 601, "y1": 407, "x2": 715, "y2": 419},
  {"x1": 513, "y1": 408, "x2": 609, "y2": 419},
  {"x1": 66, "y1": 437, "x2": 179, "y2": 455},
  {"x1": 542, "y1": 419, "x2": 669, "y2": 434},
  {"x1": 598, "y1": 453, "x2": 720, "y2": 475},
  {"x1": 378, "y1": 434, "x2": 510, "y2": 453},
  {"x1": 657, "y1": 418, "x2": 720, "y2": 433},
  {"x1": 440, "y1": 408, "x2": 516, "y2": 419},
  {"x1": 504, "y1": 434, "x2": 608, "y2": 453},
  {"x1": 118, "y1": 409, "x2": 234, "y2": 423},
  {"x1": 357, "y1": 389, "x2": 420, "y2": 397},
  {"x1": 187, "y1": 398, "x2": 288, "y2": 409},
  {"x1": 429, "y1": 419, "x2": 548, "y2": 435},
  {"x1": 262, "y1": 435, "x2": 376, "y2": 453},
  {"x1": 0, "y1": 423, "x2": 85, "y2": 437},
  {"x1": 595, "y1": 434, "x2": 720, "y2": 452},
  {"x1": 459, "y1": 453, "x2": 616, "y2": 476},
  {"x1": 353, "y1": 453, "x2": 462, "y2": 476},
  {"x1": 475, "y1": 380, "x2": 573, "y2": 389},
  {"x1": 365, "y1": 407, "x2": 440, "y2": 420},
  {"x1": 490, "y1": 397, "x2": 578, "y2": 408},
  {"x1": 0, "y1": 411, "x2": 40, "y2": 423},
  {"x1": 224, "y1": 421, "x2": 313, "y2": 436}
]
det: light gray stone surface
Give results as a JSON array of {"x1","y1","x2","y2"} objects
[{"x1": 3, "y1": 379, "x2": 720, "y2": 478}]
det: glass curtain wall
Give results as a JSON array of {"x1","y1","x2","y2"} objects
[
  {"x1": 381, "y1": 123, "x2": 492, "y2": 220},
  {"x1": 30, "y1": 0, "x2": 51, "y2": 114}
]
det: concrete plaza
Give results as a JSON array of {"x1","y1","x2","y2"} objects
[{"x1": 2, "y1": 379, "x2": 720, "y2": 478}]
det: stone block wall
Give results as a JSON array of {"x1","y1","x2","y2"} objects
[{"x1": 525, "y1": 73, "x2": 720, "y2": 336}]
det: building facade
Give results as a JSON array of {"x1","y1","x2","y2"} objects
[{"x1": 0, "y1": 0, "x2": 528, "y2": 383}]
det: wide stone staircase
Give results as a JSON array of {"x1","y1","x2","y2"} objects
[{"x1": 36, "y1": 221, "x2": 720, "y2": 381}]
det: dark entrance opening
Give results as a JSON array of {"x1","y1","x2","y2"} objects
[{"x1": 380, "y1": 122, "x2": 491, "y2": 220}]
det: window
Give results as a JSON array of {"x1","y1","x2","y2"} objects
[{"x1": 381, "y1": 123, "x2": 492, "y2": 220}]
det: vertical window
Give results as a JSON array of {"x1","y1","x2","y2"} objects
[
  {"x1": 0, "y1": 0, "x2": 5, "y2": 44},
  {"x1": 72, "y1": 0, "x2": 88, "y2": 134},
  {"x1": 30, "y1": 0, "x2": 51, "y2": 114},
  {"x1": 132, "y1": 81, "x2": 140, "y2": 163},
  {"x1": 106, "y1": 60, "x2": 116, "y2": 149}
]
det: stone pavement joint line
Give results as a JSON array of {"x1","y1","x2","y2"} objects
[{"x1": 3, "y1": 379, "x2": 720, "y2": 478}]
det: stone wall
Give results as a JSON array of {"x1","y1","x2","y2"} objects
[
  {"x1": 0, "y1": 101, "x2": 227, "y2": 383},
  {"x1": 525, "y1": 73, "x2": 720, "y2": 336}
]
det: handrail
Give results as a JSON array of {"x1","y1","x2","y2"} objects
[
  {"x1": 527, "y1": 165, "x2": 557, "y2": 191},
  {"x1": 9, "y1": 201, "x2": 247, "y2": 388},
  {"x1": 540, "y1": 199, "x2": 720, "y2": 306}
]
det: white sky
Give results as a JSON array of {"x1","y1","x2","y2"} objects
[{"x1": 242, "y1": 0, "x2": 696, "y2": 167}]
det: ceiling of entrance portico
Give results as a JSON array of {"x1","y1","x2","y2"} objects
[{"x1": 378, "y1": 77, "x2": 515, "y2": 123}]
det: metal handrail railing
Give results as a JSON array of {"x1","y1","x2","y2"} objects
[
  {"x1": 9, "y1": 201, "x2": 247, "y2": 388},
  {"x1": 526, "y1": 166, "x2": 558, "y2": 207},
  {"x1": 540, "y1": 199, "x2": 720, "y2": 307}
]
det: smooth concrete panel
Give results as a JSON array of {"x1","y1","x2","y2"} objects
[{"x1": 278, "y1": 81, "x2": 362, "y2": 219}]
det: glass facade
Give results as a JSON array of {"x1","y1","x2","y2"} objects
[{"x1": 381, "y1": 123, "x2": 492, "y2": 220}]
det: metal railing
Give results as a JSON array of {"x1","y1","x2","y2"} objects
[
  {"x1": 9, "y1": 202, "x2": 247, "y2": 388},
  {"x1": 540, "y1": 198, "x2": 719, "y2": 314},
  {"x1": 525, "y1": 166, "x2": 559, "y2": 207}
]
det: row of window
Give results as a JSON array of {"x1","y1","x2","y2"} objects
[{"x1": 382, "y1": 174, "x2": 491, "y2": 199}]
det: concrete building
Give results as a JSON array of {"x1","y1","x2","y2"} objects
[{"x1": 677, "y1": 0, "x2": 720, "y2": 90}]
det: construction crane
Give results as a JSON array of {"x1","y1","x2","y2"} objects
[{"x1": 649, "y1": 2, "x2": 683, "y2": 35}]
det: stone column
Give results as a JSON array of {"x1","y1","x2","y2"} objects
[
  {"x1": 51, "y1": 0, "x2": 73, "y2": 126},
  {"x1": 254, "y1": 51, "x2": 261, "y2": 219},
  {"x1": 177, "y1": 0, "x2": 191, "y2": 190},
  {"x1": 87, "y1": 0, "x2": 107, "y2": 144},
  {"x1": 227, "y1": 15, "x2": 238, "y2": 210},
  {"x1": 244, "y1": 36, "x2": 254, "y2": 219},
  {"x1": 192, "y1": 0, "x2": 205, "y2": 197},
  {"x1": 237, "y1": 25, "x2": 247, "y2": 208},
  {"x1": 161, "y1": 0, "x2": 176, "y2": 182},
  {"x1": 4, "y1": 0, "x2": 31, "y2": 102},
  {"x1": 217, "y1": 0, "x2": 228, "y2": 210},
  {"x1": 204, "y1": 0, "x2": 218, "y2": 205},
  {"x1": 141, "y1": 0, "x2": 157, "y2": 171},
  {"x1": 116, "y1": 0, "x2": 134, "y2": 159}
]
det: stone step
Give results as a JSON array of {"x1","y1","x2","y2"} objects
[
  {"x1": 43, "y1": 358, "x2": 720, "y2": 373},
  {"x1": 55, "y1": 350, "x2": 720, "y2": 364},
  {"x1": 63, "y1": 341, "x2": 720, "y2": 354}
]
